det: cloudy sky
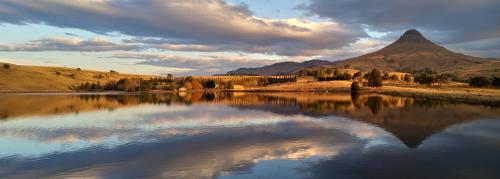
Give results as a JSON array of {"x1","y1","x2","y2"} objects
[{"x1": 0, "y1": 0, "x2": 498, "y2": 75}]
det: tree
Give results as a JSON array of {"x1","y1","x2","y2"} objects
[
  {"x1": 185, "y1": 76, "x2": 193, "y2": 82},
  {"x1": 366, "y1": 69, "x2": 383, "y2": 87},
  {"x1": 389, "y1": 75, "x2": 399, "y2": 81},
  {"x1": 104, "y1": 80, "x2": 117, "y2": 90},
  {"x1": 469, "y1": 77, "x2": 490, "y2": 87},
  {"x1": 436, "y1": 74, "x2": 451, "y2": 85},
  {"x1": 138, "y1": 80, "x2": 152, "y2": 92},
  {"x1": 353, "y1": 72, "x2": 363, "y2": 80},
  {"x1": 351, "y1": 81, "x2": 361, "y2": 92},
  {"x1": 226, "y1": 81, "x2": 235, "y2": 89},
  {"x1": 382, "y1": 72, "x2": 390, "y2": 80},
  {"x1": 117, "y1": 78, "x2": 139, "y2": 92},
  {"x1": 414, "y1": 71, "x2": 437, "y2": 85},
  {"x1": 492, "y1": 76, "x2": 500, "y2": 87},
  {"x1": 204, "y1": 80, "x2": 216, "y2": 89},
  {"x1": 167, "y1": 74, "x2": 174, "y2": 80},
  {"x1": 326, "y1": 68, "x2": 334, "y2": 75},
  {"x1": 404, "y1": 74, "x2": 412, "y2": 82}
]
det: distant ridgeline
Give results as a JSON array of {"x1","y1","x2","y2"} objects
[{"x1": 226, "y1": 30, "x2": 500, "y2": 79}]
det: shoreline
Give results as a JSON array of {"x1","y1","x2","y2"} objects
[{"x1": 2, "y1": 88, "x2": 499, "y2": 106}]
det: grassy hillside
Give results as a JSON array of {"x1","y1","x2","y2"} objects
[{"x1": 0, "y1": 63, "x2": 155, "y2": 92}]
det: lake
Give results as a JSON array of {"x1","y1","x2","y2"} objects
[{"x1": 0, "y1": 92, "x2": 499, "y2": 179}]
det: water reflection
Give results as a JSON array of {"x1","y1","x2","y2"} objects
[{"x1": 0, "y1": 93, "x2": 499, "y2": 178}]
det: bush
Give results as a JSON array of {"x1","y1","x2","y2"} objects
[
  {"x1": 382, "y1": 72, "x2": 390, "y2": 80},
  {"x1": 436, "y1": 74, "x2": 452, "y2": 85},
  {"x1": 204, "y1": 80, "x2": 216, "y2": 89},
  {"x1": 116, "y1": 78, "x2": 139, "y2": 92},
  {"x1": 76, "y1": 68, "x2": 82, "y2": 71},
  {"x1": 353, "y1": 72, "x2": 363, "y2": 80},
  {"x1": 266, "y1": 76, "x2": 297, "y2": 84},
  {"x1": 137, "y1": 80, "x2": 152, "y2": 92},
  {"x1": 366, "y1": 69, "x2": 383, "y2": 87},
  {"x1": 3, "y1": 64, "x2": 10, "y2": 69},
  {"x1": 226, "y1": 81, "x2": 235, "y2": 89},
  {"x1": 55, "y1": 71, "x2": 61, "y2": 76},
  {"x1": 185, "y1": 76, "x2": 193, "y2": 82},
  {"x1": 104, "y1": 80, "x2": 117, "y2": 90},
  {"x1": 163, "y1": 83, "x2": 177, "y2": 90},
  {"x1": 469, "y1": 77, "x2": 490, "y2": 87},
  {"x1": 389, "y1": 75, "x2": 399, "y2": 81},
  {"x1": 167, "y1": 74, "x2": 174, "y2": 80},
  {"x1": 414, "y1": 72, "x2": 436, "y2": 85},
  {"x1": 404, "y1": 74, "x2": 412, "y2": 82},
  {"x1": 493, "y1": 76, "x2": 500, "y2": 87},
  {"x1": 351, "y1": 81, "x2": 361, "y2": 92}
]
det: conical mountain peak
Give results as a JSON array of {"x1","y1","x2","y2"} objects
[{"x1": 395, "y1": 29, "x2": 430, "y2": 44}]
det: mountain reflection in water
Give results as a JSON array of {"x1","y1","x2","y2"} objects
[{"x1": 0, "y1": 92, "x2": 499, "y2": 179}]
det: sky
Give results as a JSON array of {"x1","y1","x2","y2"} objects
[{"x1": 0, "y1": 0, "x2": 499, "y2": 76}]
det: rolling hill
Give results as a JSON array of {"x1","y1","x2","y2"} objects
[
  {"x1": 227, "y1": 30, "x2": 499, "y2": 78},
  {"x1": 0, "y1": 63, "x2": 154, "y2": 92},
  {"x1": 226, "y1": 59, "x2": 333, "y2": 76}
]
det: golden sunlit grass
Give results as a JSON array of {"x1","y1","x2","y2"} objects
[
  {"x1": 247, "y1": 78, "x2": 500, "y2": 104},
  {"x1": 0, "y1": 63, "x2": 155, "y2": 92}
]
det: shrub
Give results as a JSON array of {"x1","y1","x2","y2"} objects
[
  {"x1": 3, "y1": 63, "x2": 10, "y2": 69},
  {"x1": 167, "y1": 74, "x2": 174, "y2": 80},
  {"x1": 138, "y1": 80, "x2": 152, "y2": 92},
  {"x1": 116, "y1": 78, "x2": 139, "y2": 92},
  {"x1": 492, "y1": 76, "x2": 500, "y2": 87},
  {"x1": 351, "y1": 81, "x2": 361, "y2": 92},
  {"x1": 436, "y1": 74, "x2": 452, "y2": 85},
  {"x1": 353, "y1": 72, "x2": 363, "y2": 80},
  {"x1": 366, "y1": 69, "x2": 383, "y2": 87},
  {"x1": 226, "y1": 81, "x2": 235, "y2": 89},
  {"x1": 414, "y1": 72, "x2": 436, "y2": 85},
  {"x1": 266, "y1": 76, "x2": 297, "y2": 84},
  {"x1": 69, "y1": 74, "x2": 76, "y2": 78},
  {"x1": 163, "y1": 83, "x2": 177, "y2": 90},
  {"x1": 469, "y1": 77, "x2": 490, "y2": 87},
  {"x1": 389, "y1": 75, "x2": 399, "y2": 81},
  {"x1": 55, "y1": 71, "x2": 61, "y2": 76},
  {"x1": 382, "y1": 72, "x2": 390, "y2": 80},
  {"x1": 104, "y1": 80, "x2": 117, "y2": 90},
  {"x1": 204, "y1": 80, "x2": 216, "y2": 89},
  {"x1": 185, "y1": 76, "x2": 193, "y2": 82},
  {"x1": 76, "y1": 68, "x2": 82, "y2": 71},
  {"x1": 404, "y1": 74, "x2": 412, "y2": 82}
]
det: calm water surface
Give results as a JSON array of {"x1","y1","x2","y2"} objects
[{"x1": 0, "y1": 92, "x2": 499, "y2": 179}]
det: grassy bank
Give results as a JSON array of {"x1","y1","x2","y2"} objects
[
  {"x1": 0, "y1": 63, "x2": 155, "y2": 92},
  {"x1": 245, "y1": 81, "x2": 500, "y2": 105}
]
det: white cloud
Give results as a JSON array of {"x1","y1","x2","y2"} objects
[
  {"x1": 0, "y1": 36, "x2": 140, "y2": 52},
  {"x1": 0, "y1": 0, "x2": 364, "y2": 56}
]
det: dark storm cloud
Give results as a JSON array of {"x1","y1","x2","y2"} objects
[
  {"x1": 301, "y1": 0, "x2": 500, "y2": 44},
  {"x1": 0, "y1": 0, "x2": 364, "y2": 56}
]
